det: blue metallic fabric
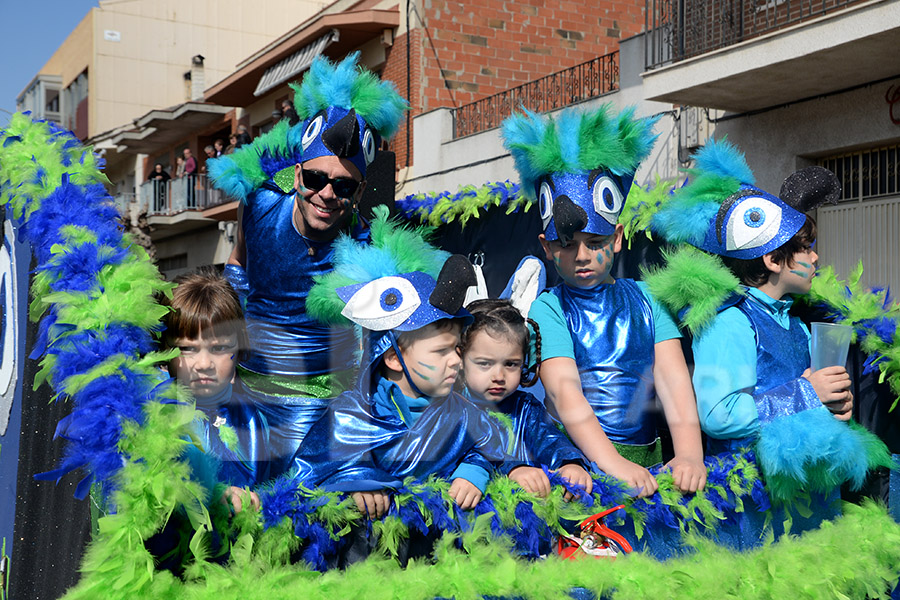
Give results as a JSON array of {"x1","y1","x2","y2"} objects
[
  {"x1": 538, "y1": 169, "x2": 635, "y2": 240},
  {"x1": 468, "y1": 389, "x2": 588, "y2": 471},
  {"x1": 223, "y1": 263, "x2": 249, "y2": 310},
  {"x1": 736, "y1": 294, "x2": 820, "y2": 425},
  {"x1": 241, "y1": 180, "x2": 366, "y2": 377},
  {"x1": 299, "y1": 106, "x2": 378, "y2": 177},
  {"x1": 698, "y1": 184, "x2": 808, "y2": 259},
  {"x1": 183, "y1": 384, "x2": 267, "y2": 490},
  {"x1": 552, "y1": 279, "x2": 657, "y2": 445},
  {"x1": 292, "y1": 378, "x2": 521, "y2": 492}
]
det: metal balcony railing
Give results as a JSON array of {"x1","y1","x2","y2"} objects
[
  {"x1": 645, "y1": 0, "x2": 865, "y2": 70},
  {"x1": 452, "y1": 51, "x2": 619, "y2": 139},
  {"x1": 138, "y1": 174, "x2": 229, "y2": 217}
]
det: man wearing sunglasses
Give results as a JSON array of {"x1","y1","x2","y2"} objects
[{"x1": 211, "y1": 54, "x2": 406, "y2": 482}]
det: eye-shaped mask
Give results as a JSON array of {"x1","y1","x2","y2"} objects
[
  {"x1": 299, "y1": 106, "x2": 379, "y2": 177},
  {"x1": 537, "y1": 169, "x2": 634, "y2": 243}
]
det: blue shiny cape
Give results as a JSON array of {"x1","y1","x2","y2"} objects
[
  {"x1": 241, "y1": 180, "x2": 366, "y2": 377},
  {"x1": 468, "y1": 390, "x2": 588, "y2": 471},
  {"x1": 707, "y1": 293, "x2": 820, "y2": 455},
  {"x1": 183, "y1": 384, "x2": 268, "y2": 490},
  {"x1": 552, "y1": 279, "x2": 657, "y2": 445},
  {"x1": 292, "y1": 377, "x2": 521, "y2": 492}
]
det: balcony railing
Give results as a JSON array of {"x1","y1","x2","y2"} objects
[
  {"x1": 452, "y1": 51, "x2": 619, "y2": 139},
  {"x1": 645, "y1": 0, "x2": 865, "y2": 70},
  {"x1": 138, "y1": 174, "x2": 229, "y2": 217}
]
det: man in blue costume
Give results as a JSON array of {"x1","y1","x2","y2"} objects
[
  {"x1": 293, "y1": 211, "x2": 521, "y2": 519},
  {"x1": 209, "y1": 53, "x2": 407, "y2": 481},
  {"x1": 500, "y1": 104, "x2": 707, "y2": 499}
]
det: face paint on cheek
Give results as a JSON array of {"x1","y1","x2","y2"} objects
[
  {"x1": 417, "y1": 361, "x2": 437, "y2": 371},
  {"x1": 796, "y1": 261, "x2": 813, "y2": 269},
  {"x1": 790, "y1": 269, "x2": 809, "y2": 278},
  {"x1": 411, "y1": 368, "x2": 431, "y2": 381}
]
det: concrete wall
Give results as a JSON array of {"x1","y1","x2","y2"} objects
[{"x1": 155, "y1": 223, "x2": 235, "y2": 279}]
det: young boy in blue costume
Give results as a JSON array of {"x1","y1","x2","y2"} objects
[
  {"x1": 293, "y1": 210, "x2": 520, "y2": 518},
  {"x1": 642, "y1": 139, "x2": 891, "y2": 518},
  {"x1": 161, "y1": 270, "x2": 265, "y2": 512},
  {"x1": 501, "y1": 105, "x2": 707, "y2": 498},
  {"x1": 208, "y1": 54, "x2": 407, "y2": 480},
  {"x1": 459, "y1": 299, "x2": 593, "y2": 499}
]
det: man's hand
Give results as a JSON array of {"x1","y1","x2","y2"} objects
[
  {"x1": 508, "y1": 466, "x2": 552, "y2": 497},
  {"x1": 351, "y1": 490, "x2": 391, "y2": 519},
  {"x1": 555, "y1": 463, "x2": 594, "y2": 501},
  {"x1": 449, "y1": 478, "x2": 482, "y2": 510},
  {"x1": 803, "y1": 367, "x2": 853, "y2": 420},
  {"x1": 221, "y1": 486, "x2": 261, "y2": 514},
  {"x1": 665, "y1": 455, "x2": 707, "y2": 493},
  {"x1": 604, "y1": 458, "x2": 658, "y2": 498}
]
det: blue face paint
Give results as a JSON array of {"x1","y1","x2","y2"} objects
[
  {"x1": 796, "y1": 261, "x2": 812, "y2": 269},
  {"x1": 790, "y1": 270, "x2": 808, "y2": 278},
  {"x1": 411, "y1": 368, "x2": 431, "y2": 381},
  {"x1": 417, "y1": 361, "x2": 437, "y2": 371}
]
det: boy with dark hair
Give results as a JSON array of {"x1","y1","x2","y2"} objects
[
  {"x1": 292, "y1": 210, "x2": 517, "y2": 517},
  {"x1": 501, "y1": 105, "x2": 707, "y2": 498}
]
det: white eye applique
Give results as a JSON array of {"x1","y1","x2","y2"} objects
[
  {"x1": 362, "y1": 128, "x2": 376, "y2": 165},
  {"x1": 341, "y1": 276, "x2": 421, "y2": 330},
  {"x1": 592, "y1": 176, "x2": 624, "y2": 224},
  {"x1": 725, "y1": 197, "x2": 783, "y2": 251},
  {"x1": 301, "y1": 114, "x2": 325, "y2": 151},
  {"x1": 538, "y1": 181, "x2": 554, "y2": 229}
]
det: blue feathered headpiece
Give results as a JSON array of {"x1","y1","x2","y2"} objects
[{"x1": 501, "y1": 104, "x2": 658, "y2": 242}]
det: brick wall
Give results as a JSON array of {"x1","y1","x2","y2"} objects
[
  {"x1": 418, "y1": 0, "x2": 645, "y2": 112},
  {"x1": 382, "y1": 28, "x2": 421, "y2": 168}
]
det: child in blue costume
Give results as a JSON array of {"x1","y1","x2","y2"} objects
[
  {"x1": 642, "y1": 139, "x2": 893, "y2": 542},
  {"x1": 292, "y1": 211, "x2": 519, "y2": 518},
  {"x1": 501, "y1": 105, "x2": 707, "y2": 498},
  {"x1": 160, "y1": 270, "x2": 265, "y2": 511},
  {"x1": 459, "y1": 298, "x2": 593, "y2": 499},
  {"x1": 208, "y1": 53, "x2": 407, "y2": 480}
]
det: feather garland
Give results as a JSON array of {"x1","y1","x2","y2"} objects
[{"x1": 395, "y1": 180, "x2": 528, "y2": 227}]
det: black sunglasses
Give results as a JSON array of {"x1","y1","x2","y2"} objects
[{"x1": 301, "y1": 169, "x2": 361, "y2": 199}]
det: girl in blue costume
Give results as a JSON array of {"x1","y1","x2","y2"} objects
[
  {"x1": 459, "y1": 298, "x2": 593, "y2": 499},
  {"x1": 292, "y1": 210, "x2": 519, "y2": 518},
  {"x1": 160, "y1": 270, "x2": 265, "y2": 511},
  {"x1": 208, "y1": 54, "x2": 407, "y2": 481},
  {"x1": 501, "y1": 104, "x2": 707, "y2": 498},
  {"x1": 640, "y1": 138, "x2": 893, "y2": 541}
]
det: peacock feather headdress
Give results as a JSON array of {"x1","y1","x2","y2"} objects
[{"x1": 501, "y1": 104, "x2": 658, "y2": 243}]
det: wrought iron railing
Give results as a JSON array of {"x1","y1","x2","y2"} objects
[
  {"x1": 645, "y1": 0, "x2": 865, "y2": 70},
  {"x1": 138, "y1": 174, "x2": 229, "y2": 217},
  {"x1": 452, "y1": 51, "x2": 619, "y2": 139}
]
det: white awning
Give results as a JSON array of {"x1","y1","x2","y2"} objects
[{"x1": 253, "y1": 30, "x2": 338, "y2": 97}]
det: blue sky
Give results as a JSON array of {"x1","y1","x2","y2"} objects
[{"x1": 0, "y1": 0, "x2": 100, "y2": 127}]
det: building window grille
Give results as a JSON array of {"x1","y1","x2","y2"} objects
[
  {"x1": 818, "y1": 144, "x2": 900, "y2": 203},
  {"x1": 157, "y1": 254, "x2": 188, "y2": 272}
]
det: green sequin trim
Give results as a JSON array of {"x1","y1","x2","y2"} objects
[
  {"x1": 612, "y1": 438, "x2": 662, "y2": 468},
  {"x1": 237, "y1": 366, "x2": 355, "y2": 398}
]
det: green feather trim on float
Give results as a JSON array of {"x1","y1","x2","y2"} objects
[{"x1": 3, "y1": 115, "x2": 900, "y2": 598}]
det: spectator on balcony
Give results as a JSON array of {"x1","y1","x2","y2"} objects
[
  {"x1": 183, "y1": 148, "x2": 198, "y2": 208},
  {"x1": 281, "y1": 99, "x2": 299, "y2": 127},
  {"x1": 236, "y1": 124, "x2": 252, "y2": 148},
  {"x1": 226, "y1": 134, "x2": 238, "y2": 155},
  {"x1": 147, "y1": 163, "x2": 170, "y2": 212},
  {"x1": 214, "y1": 138, "x2": 225, "y2": 157},
  {"x1": 175, "y1": 156, "x2": 185, "y2": 178}
]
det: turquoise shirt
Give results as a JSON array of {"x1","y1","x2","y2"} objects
[
  {"x1": 691, "y1": 287, "x2": 820, "y2": 440},
  {"x1": 529, "y1": 279, "x2": 681, "y2": 363}
]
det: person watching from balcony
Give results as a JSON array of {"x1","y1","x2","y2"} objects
[
  {"x1": 147, "y1": 163, "x2": 170, "y2": 212},
  {"x1": 183, "y1": 148, "x2": 198, "y2": 208},
  {"x1": 214, "y1": 138, "x2": 225, "y2": 157},
  {"x1": 208, "y1": 52, "x2": 407, "y2": 481}
]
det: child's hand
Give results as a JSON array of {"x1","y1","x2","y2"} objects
[
  {"x1": 508, "y1": 466, "x2": 551, "y2": 497},
  {"x1": 221, "y1": 486, "x2": 260, "y2": 514},
  {"x1": 554, "y1": 463, "x2": 594, "y2": 500},
  {"x1": 351, "y1": 490, "x2": 391, "y2": 519},
  {"x1": 605, "y1": 458, "x2": 658, "y2": 498},
  {"x1": 665, "y1": 455, "x2": 707, "y2": 493},
  {"x1": 803, "y1": 367, "x2": 853, "y2": 419},
  {"x1": 449, "y1": 478, "x2": 482, "y2": 510}
]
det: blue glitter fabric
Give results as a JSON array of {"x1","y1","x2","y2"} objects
[
  {"x1": 550, "y1": 279, "x2": 658, "y2": 445},
  {"x1": 736, "y1": 293, "x2": 821, "y2": 425},
  {"x1": 698, "y1": 184, "x2": 809, "y2": 260},
  {"x1": 299, "y1": 105, "x2": 377, "y2": 178},
  {"x1": 467, "y1": 389, "x2": 588, "y2": 471},
  {"x1": 538, "y1": 169, "x2": 635, "y2": 240},
  {"x1": 291, "y1": 379, "x2": 519, "y2": 491}
]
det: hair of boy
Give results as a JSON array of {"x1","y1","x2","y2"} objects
[
  {"x1": 393, "y1": 318, "x2": 461, "y2": 352},
  {"x1": 160, "y1": 268, "x2": 248, "y2": 358},
  {"x1": 721, "y1": 216, "x2": 818, "y2": 287},
  {"x1": 459, "y1": 299, "x2": 542, "y2": 387}
]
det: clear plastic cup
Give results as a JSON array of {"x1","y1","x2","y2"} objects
[{"x1": 810, "y1": 322, "x2": 853, "y2": 371}]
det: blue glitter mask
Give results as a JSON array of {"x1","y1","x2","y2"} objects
[
  {"x1": 698, "y1": 185, "x2": 807, "y2": 259},
  {"x1": 299, "y1": 106, "x2": 379, "y2": 177},
  {"x1": 538, "y1": 169, "x2": 635, "y2": 241}
]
